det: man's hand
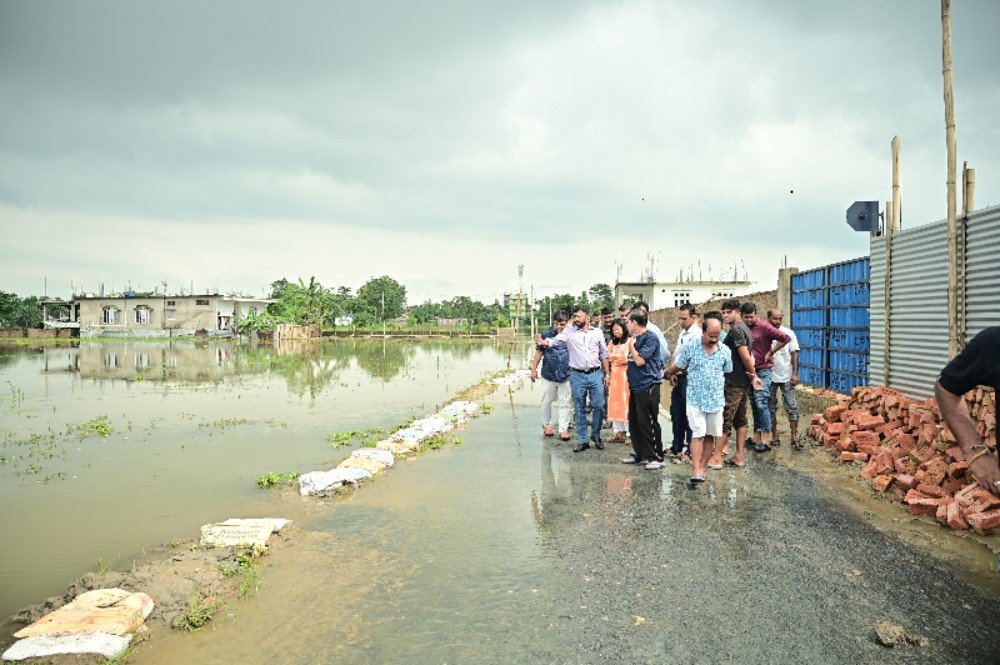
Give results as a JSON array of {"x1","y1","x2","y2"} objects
[
  {"x1": 668, "y1": 374, "x2": 678, "y2": 386},
  {"x1": 530, "y1": 368, "x2": 538, "y2": 383},
  {"x1": 764, "y1": 351, "x2": 773, "y2": 365},
  {"x1": 535, "y1": 336, "x2": 547, "y2": 346},
  {"x1": 790, "y1": 373, "x2": 799, "y2": 386},
  {"x1": 751, "y1": 375, "x2": 763, "y2": 391},
  {"x1": 970, "y1": 453, "x2": 1000, "y2": 497}
]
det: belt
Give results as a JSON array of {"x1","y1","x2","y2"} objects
[{"x1": 571, "y1": 367, "x2": 601, "y2": 374}]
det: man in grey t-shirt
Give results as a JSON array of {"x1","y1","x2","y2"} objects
[{"x1": 710, "y1": 299, "x2": 760, "y2": 468}]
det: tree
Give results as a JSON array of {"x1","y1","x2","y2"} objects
[
  {"x1": 587, "y1": 283, "x2": 615, "y2": 311},
  {"x1": 0, "y1": 291, "x2": 43, "y2": 328},
  {"x1": 265, "y1": 277, "x2": 332, "y2": 325},
  {"x1": 356, "y1": 276, "x2": 406, "y2": 322}
]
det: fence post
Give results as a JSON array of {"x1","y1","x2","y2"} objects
[
  {"x1": 883, "y1": 201, "x2": 894, "y2": 387},
  {"x1": 942, "y1": 0, "x2": 960, "y2": 358}
]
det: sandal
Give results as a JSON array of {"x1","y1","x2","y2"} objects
[
  {"x1": 791, "y1": 439, "x2": 804, "y2": 450},
  {"x1": 671, "y1": 453, "x2": 691, "y2": 465},
  {"x1": 753, "y1": 442, "x2": 772, "y2": 453},
  {"x1": 690, "y1": 473, "x2": 706, "y2": 483},
  {"x1": 771, "y1": 438, "x2": 781, "y2": 447},
  {"x1": 543, "y1": 425, "x2": 555, "y2": 437},
  {"x1": 621, "y1": 454, "x2": 641, "y2": 465},
  {"x1": 645, "y1": 461, "x2": 666, "y2": 470},
  {"x1": 707, "y1": 463, "x2": 723, "y2": 470},
  {"x1": 724, "y1": 458, "x2": 745, "y2": 468}
]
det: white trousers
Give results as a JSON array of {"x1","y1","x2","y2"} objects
[{"x1": 541, "y1": 378, "x2": 572, "y2": 432}]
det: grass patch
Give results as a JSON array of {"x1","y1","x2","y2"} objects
[
  {"x1": 180, "y1": 594, "x2": 221, "y2": 632},
  {"x1": 219, "y1": 548, "x2": 262, "y2": 599},
  {"x1": 418, "y1": 433, "x2": 462, "y2": 453},
  {"x1": 256, "y1": 471, "x2": 300, "y2": 489}
]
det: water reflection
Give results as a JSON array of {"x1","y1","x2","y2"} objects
[{"x1": 10, "y1": 339, "x2": 483, "y2": 394}]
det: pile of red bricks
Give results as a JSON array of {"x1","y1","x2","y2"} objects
[{"x1": 808, "y1": 384, "x2": 999, "y2": 535}]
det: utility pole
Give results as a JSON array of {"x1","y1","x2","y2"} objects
[{"x1": 941, "y1": 0, "x2": 959, "y2": 358}]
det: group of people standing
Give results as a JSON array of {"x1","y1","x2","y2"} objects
[{"x1": 531, "y1": 298, "x2": 801, "y2": 483}]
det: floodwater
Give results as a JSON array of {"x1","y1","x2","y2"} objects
[
  {"x1": 125, "y1": 380, "x2": 999, "y2": 663},
  {"x1": 0, "y1": 339, "x2": 513, "y2": 618},
  {"x1": 5, "y1": 341, "x2": 1000, "y2": 663}
]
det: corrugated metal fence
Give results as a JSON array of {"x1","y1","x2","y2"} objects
[
  {"x1": 790, "y1": 257, "x2": 871, "y2": 393},
  {"x1": 871, "y1": 204, "x2": 1000, "y2": 398}
]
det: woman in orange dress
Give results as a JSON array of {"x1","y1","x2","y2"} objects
[{"x1": 606, "y1": 318, "x2": 631, "y2": 443}]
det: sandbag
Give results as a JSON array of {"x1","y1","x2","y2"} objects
[
  {"x1": 14, "y1": 589, "x2": 153, "y2": 638},
  {"x1": 3, "y1": 632, "x2": 132, "y2": 661},
  {"x1": 298, "y1": 467, "x2": 371, "y2": 496}
]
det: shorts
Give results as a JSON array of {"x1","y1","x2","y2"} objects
[
  {"x1": 686, "y1": 405, "x2": 723, "y2": 438},
  {"x1": 722, "y1": 384, "x2": 749, "y2": 435}
]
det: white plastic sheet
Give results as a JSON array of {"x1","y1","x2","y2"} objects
[
  {"x1": 389, "y1": 416, "x2": 454, "y2": 444},
  {"x1": 298, "y1": 467, "x2": 372, "y2": 496},
  {"x1": 2, "y1": 632, "x2": 132, "y2": 661},
  {"x1": 492, "y1": 369, "x2": 531, "y2": 386},
  {"x1": 220, "y1": 518, "x2": 291, "y2": 532}
]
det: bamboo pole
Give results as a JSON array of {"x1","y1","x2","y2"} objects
[
  {"x1": 891, "y1": 136, "x2": 901, "y2": 232},
  {"x1": 884, "y1": 200, "x2": 893, "y2": 386},
  {"x1": 942, "y1": 0, "x2": 959, "y2": 358},
  {"x1": 959, "y1": 163, "x2": 976, "y2": 350}
]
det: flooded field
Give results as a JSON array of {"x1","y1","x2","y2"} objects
[{"x1": 0, "y1": 339, "x2": 514, "y2": 618}]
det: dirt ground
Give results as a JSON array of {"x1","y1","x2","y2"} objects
[{"x1": 0, "y1": 526, "x2": 301, "y2": 664}]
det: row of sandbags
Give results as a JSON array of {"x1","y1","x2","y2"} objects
[{"x1": 299, "y1": 400, "x2": 483, "y2": 496}]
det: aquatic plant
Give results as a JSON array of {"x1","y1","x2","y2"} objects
[
  {"x1": 67, "y1": 414, "x2": 114, "y2": 439},
  {"x1": 256, "y1": 471, "x2": 300, "y2": 489}
]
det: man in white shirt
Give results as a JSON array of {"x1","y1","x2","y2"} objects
[
  {"x1": 767, "y1": 309, "x2": 801, "y2": 449},
  {"x1": 669, "y1": 303, "x2": 702, "y2": 457}
]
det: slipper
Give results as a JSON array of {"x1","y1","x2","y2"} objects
[
  {"x1": 724, "y1": 459, "x2": 745, "y2": 468},
  {"x1": 753, "y1": 442, "x2": 772, "y2": 453},
  {"x1": 771, "y1": 438, "x2": 782, "y2": 447},
  {"x1": 621, "y1": 454, "x2": 641, "y2": 465},
  {"x1": 690, "y1": 473, "x2": 706, "y2": 483},
  {"x1": 791, "y1": 439, "x2": 804, "y2": 450},
  {"x1": 645, "y1": 461, "x2": 666, "y2": 470},
  {"x1": 671, "y1": 453, "x2": 691, "y2": 465},
  {"x1": 707, "y1": 463, "x2": 723, "y2": 470},
  {"x1": 543, "y1": 426, "x2": 555, "y2": 437}
]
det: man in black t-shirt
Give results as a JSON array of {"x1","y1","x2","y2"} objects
[
  {"x1": 710, "y1": 299, "x2": 761, "y2": 468},
  {"x1": 935, "y1": 326, "x2": 1000, "y2": 497}
]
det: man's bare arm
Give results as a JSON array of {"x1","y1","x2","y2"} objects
[{"x1": 935, "y1": 380, "x2": 1000, "y2": 496}]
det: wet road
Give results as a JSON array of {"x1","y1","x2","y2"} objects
[{"x1": 134, "y1": 381, "x2": 999, "y2": 664}]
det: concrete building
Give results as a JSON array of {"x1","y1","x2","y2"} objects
[
  {"x1": 72, "y1": 294, "x2": 272, "y2": 338},
  {"x1": 614, "y1": 279, "x2": 754, "y2": 311}
]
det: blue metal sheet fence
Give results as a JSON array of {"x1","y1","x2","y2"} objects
[{"x1": 790, "y1": 256, "x2": 870, "y2": 393}]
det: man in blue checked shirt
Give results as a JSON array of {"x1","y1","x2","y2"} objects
[{"x1": 666, "y1": 312, "x2": 732, "y2": 483}]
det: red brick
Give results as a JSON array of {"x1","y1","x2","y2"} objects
[
  {"x1": 949, "y1": 460, "x2": 969, "y2": 478},
  {"x1": 811, "y1": 413, "x2": 823, "y2": 426},
  {"x1": 872, "y1": 475, "x2": 894, "y2": 492},
  {"x1": 875, "y1": 419, "x2": 904, "y2": 435},
  {"x1": 857, "y1": 415, "x2": 887, "y2": 431},
  {"x1": 823, "y1": 434, "x2": 840, "y2": 448},
  {"x1": 908, "y1": 497, "x2": 942, "y2": 517},
  {"x1": 966, "y1": 509, "x2": 1000, "y2": 535},
  {"x1": 893, "y1": 458, "x2": 909, "y2": 474},
  {"x1": 851, "y1": 430, "x2": 880, "y2": 447},
  {"x1": 836, "y1": 438, "x2": 854, "y2": 452},
  {"x1": 827, "y1": 422, "x2": 847, "y2": 436},
  {"x1": 936, "y1": 502, "x2": 949, "y2": 524},
  {"x1": 970, "y1": 494, "x2": 1000, "y2": 514},
  {"x1": 857, "y1": 443, "x2": 878, "y2": 455},
  {"x1": 955, "y1": 483, "x2": 980, "y2": 507},
  {"x1": 841, "y1": 409, "x2": 870, "y2": 424},
  {"x1": 922, "y1": 458, "x2": 949, "y2": 486},
  {"x1": 860, "y1": 458, "x2": 881, "y2": 478},
  {"x1": 895, "y1": 433, "x2": 917, "y2": 453},
  {"x1": 946, "y1": 446, "x2": 965, "y2": 462},
  {"x1": 916, "y1": 483, "x2": 944, "y2": 497},
  {"x1": 913, "y1": 469, "x2": 926, "y2": 483},
  {"x1": 945, "y1": 501, "x2": 968, "y2": 530},
  {"x1": 840, "y1": 452, "x2": 868, "y2": 462},
  {"x1": 942, "y1": 479, "x2": 966, "y2": 495},
  {"x1": 824, "y1": 405, "x2": 848, "y2": 422},
  {"x1": 903, "y1": 489, "x2": 929, "y2": 504},
  {"x1": 896, "y1": 474, "x2": 916, "y2": 491}
]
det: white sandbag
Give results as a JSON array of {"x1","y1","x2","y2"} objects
[
  {"x1": 14, "y1": 589, "x2": 153, "y2": 638},
  {"x1": 437, "y1": 401, "x2": 479, "y2": 423},
  {"x1": 200, "y1": 523, "x2": 273, "y2": 548},
  {"x1": 492, "y1": 369, "x2": 531, "y2": 386},
  {"x1": 338, "y1": 456, "x2": 387, "y2": 475},
  {"x1": 298, "y1": 467, "x2": 372, "y2": 496},
  {"x1": 351, "y1": 448, "x2": 395, "y2": 467},
  {"x1": 389, "y1": 416, "x2": 453, "y2": 443},
  {"x1": 376, "y1": 439, "x2": 420, "y2": 455},
  {"x1": 220, "y1": 518, "x2": 291, "y2": 533},
  {"x1": 3, "y1": 632, "x2": 132, "y2": 661}
]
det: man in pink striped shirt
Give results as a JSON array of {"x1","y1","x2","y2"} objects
[{"x1": 741, "y1": 302, "x2": 790, "y2": 453}]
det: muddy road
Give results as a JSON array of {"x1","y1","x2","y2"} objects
[{"x1": 114, "y1": 382, "x2": 1000, "y2": 664}]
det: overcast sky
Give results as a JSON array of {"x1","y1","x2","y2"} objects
[{"x1": 1, "y1": 0, "x2": 997, "y2": 304}]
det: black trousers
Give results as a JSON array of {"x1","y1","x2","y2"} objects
[
  {"x1": 670, "y1": 374, "x2": 692, "y2": 455},
  {"x1": 629, "y1": 383, "x2": 661, "y2": 463}
]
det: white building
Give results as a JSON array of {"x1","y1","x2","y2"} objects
[{"x1": 614, "y1": 279, "x2": 754, "y2": 312}]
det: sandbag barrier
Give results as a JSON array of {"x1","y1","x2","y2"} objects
[
  {"x1": 808, "y1": 384, "x2": 999, "y2": 535},
  {"x1": 299, "y1": 369, "x2": 532, "y2": 496}
]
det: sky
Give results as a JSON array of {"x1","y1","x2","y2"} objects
[{"x1": 1, "y1": 0, "x2": 998, "y2": 304}]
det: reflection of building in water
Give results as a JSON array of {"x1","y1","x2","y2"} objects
[
  {"x1": 73, "y1": 294, "x2": 272, "y2": 338},
  {"x1": 77, "y1": 344, "x2": 238, "y2": 382}
]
